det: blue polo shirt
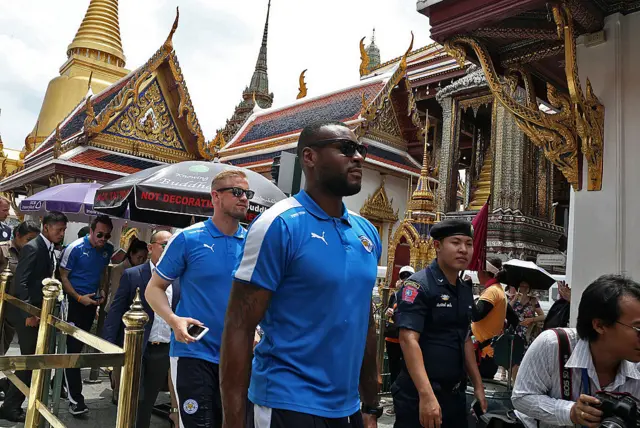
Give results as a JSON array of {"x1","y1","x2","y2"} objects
[
  {"x1": 60, "y1": 236, "x2": 114, "y2": 295},
  {"x1": 234, "y1": 190, "x2": 381, "y2": 418},
  {"x1": 156, "y1": 219, "x2": 246, "y2": 364}
]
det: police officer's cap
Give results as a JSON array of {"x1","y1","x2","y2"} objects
[{"x1": 430, "y1": 219, "x2": 473, "y2": 241}]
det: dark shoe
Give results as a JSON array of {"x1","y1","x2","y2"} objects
[
  {"x1": 0, "y1": 406, "x2": 25, "y2": 422},
  {"x1": 69, "y1": 402, "x2": 89, "y2": 417}
]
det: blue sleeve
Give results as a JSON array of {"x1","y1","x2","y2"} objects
[
  {"x1": 156, "y1": 232, "x2": 187, "y2": 282},
  {"x1": 234, "y1": 216, "x2": 290, "y2": 292},
  {"x1": 59, "y1": 246, "x2": 77, "y2": 271}
]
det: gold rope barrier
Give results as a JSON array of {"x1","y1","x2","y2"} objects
[{"x1": 0, "y1": 266, "x2": 147, "y2": 428}]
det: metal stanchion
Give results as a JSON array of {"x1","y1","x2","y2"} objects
[
  {"x1": 377, "y1": 286, "x2": 390, "y2": 389},
  {"x1": 25, "y1": 279, "x2": 61, "y2": 428},
  {"x1": 116, "y1": 288, "x2": 148, "y2": 428}
]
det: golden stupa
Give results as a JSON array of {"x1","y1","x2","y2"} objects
[{"x1": 29, "y1": 0, "x2": 129, "y2": 146}]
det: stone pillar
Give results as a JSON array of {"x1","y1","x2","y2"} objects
[
  {"x1": 567, "y1": 12, "x2": 640, "y2": 324},
  {"x1": 436, "y1": 96, "x2": 458, "y2": 213},
  {"x1": 491, "y1": 92, "x2": 526, "y2": 211}
]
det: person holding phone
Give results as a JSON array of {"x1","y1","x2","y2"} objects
[
  {"x1": 146, "y1": 170, "x2": 250, "y2": 428},
  {"x1": 59, "y1": 215, "x2": 114, "y2": 416}
]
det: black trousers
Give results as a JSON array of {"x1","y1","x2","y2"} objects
[
  {"x1": 254, "y1": 406, "x2": 364, "y2": 428},
  {"x1": 385, "y1": 340, "x2": 403, "y2": 386},
  {"x1": 2, "y1": 320, "x2": 38, "y2": 411},
  {"x1": 137, "y1": 342, "x2": 170, "y2": 428},
  {"x1": 172, "y1": 357, "x2": 223, "y2": 428},
  {"x1": 64, "y1": 299, "x2": 96, "y2": 406},
  {"x1": 392, "y1": 373, "x2": 467, "y2": 428}
]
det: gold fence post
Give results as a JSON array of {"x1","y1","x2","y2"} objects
[
  {"x1": 0, "y1": 266, "x2": 12, "y2": 344},
  {"x1": 377, "y1": 286, "x2": 390, "y2": 389},
  {"x1": 116, "y1": 288, "x2": 148, "y2": 428},
  {"x1": 24, "y1": 278, "x2": 60, "y2": 428}
]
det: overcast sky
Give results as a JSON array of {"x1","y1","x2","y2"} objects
[{"x1": 0, "y1": 1, "x2": 431, "y2": 149}]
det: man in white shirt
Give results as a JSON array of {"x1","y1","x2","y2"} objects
[
  {"x1": 512, "y1": 274, "x2": 640, "y2": 428},
  {"x1": 103, "y1": 230, "x2": 180, "y2": 428}
]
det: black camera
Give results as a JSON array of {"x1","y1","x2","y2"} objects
[{"x1": 595, "y1": 392, "x2": 639, "y2": 428}]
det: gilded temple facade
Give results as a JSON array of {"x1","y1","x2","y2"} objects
[{"x1": 0, "y1": 2, "x2": 212, "y2": 243}]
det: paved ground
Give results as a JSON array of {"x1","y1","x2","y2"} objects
[{"x1": 0, "y1": 343, "x2": 396, "y2": 427}]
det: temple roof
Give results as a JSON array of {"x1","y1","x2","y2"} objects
[
  {"x1": 223, "y1": 77, "x2": 387, "y2": 151},
  {"x1": 65, "y1": 147, "x2": 163, "y2": 174},
  {"x1": 363, "y1": 42, "x2": 471, "y2": 87},
  {"x1": 218, "y1": 63, "x2": 425, "y2": 177},
  {"x1": 24, "y1": 13, "x2": 207, "y2": 168}
]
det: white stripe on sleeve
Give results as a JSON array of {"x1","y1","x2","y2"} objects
[
  {"x1": 59, "y1": 238, "x2": 84, "y2": 270},
  {"x1": 234, "y1": 197, "x2": 301, "y2": 283}
]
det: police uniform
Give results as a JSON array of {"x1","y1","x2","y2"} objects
[
  {"x1": 392, "y1": 220, "x2": 474, "y2": 428},
  {"x1": 0, "y1": 223, "x2": 11, "y2": 242}
]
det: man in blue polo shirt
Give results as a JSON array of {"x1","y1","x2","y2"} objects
[
  {"x1": 146, "y1": 169, "x2": 251, "y2": 428},
  {"x1": 220, "y1": 121, "x2": 382, "y2": 428},
  {"x1": 59, "y1": 215, "x2": 114, "y2": 416}
]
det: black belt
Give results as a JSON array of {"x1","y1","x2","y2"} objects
[{"x1": 148, "y1": 341, "x2": 170, "y2": 346}]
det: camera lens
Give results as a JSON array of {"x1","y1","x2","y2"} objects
[{"x1": 600, "y1": 417, "x2": 627, "y2": 428}]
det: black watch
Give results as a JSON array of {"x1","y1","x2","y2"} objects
[{"x1": 361, "y1": 404, "x2": 383, "y2": 419}]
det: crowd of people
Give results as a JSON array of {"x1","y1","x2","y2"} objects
[{"x1": 0, "y1": 120, "x2": 636, "y2": 428}]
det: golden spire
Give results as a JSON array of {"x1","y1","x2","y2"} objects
[
  {"x1": 407, "y1": 112, "x2": 436, "y2": 214},
  {"x1": 67, "y1": 0, "x2": 126, "y2": 67}
]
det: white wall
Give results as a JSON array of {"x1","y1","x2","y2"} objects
[
  {"x1": 344, "y1": 167, "x2": 410, "y2": 264},
  {"x1": 567, "y1": 12, "x2": 640, "y2": 323}
]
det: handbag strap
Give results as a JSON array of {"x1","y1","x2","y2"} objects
[{"x1": 552, "y1": 328, "x2": 573, "y2": 401}]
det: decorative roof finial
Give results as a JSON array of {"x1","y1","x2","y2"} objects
[
  {"x1": 359, "y1": 37, "x2": 370, "y2": 77},
  {"x1": 400, "y1": 32, "x2": 414, "y2": 70},
  {"x1": 252, "y1": 92, "x2": 263, "y2": 113},
  {"x1": 365, "y1": 28, "x2": 381, "y2": 71},
  {"x1": 164, "y1": 7, "x2": 180, "y2": 50},
  {"x1": 297, "y1": 69, "x2": 308, "y2": 99},
  {"x1": 372, "y1": 28, "x2": 376, "y2": 44}
]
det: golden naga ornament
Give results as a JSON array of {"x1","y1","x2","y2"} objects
[
  {"x1": 444, "y1": 2, "x2": 604, "y2": 191},
  {"x1": 297, "y1": 69, "x2": 308, "y2": 99},
  {"x1": 359, "y1": 37, "x2": 370, "y2": 77}
]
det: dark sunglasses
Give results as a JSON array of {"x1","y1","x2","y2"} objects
[
  {"x1": 215, "y1": 187, "x2": 255, "y2": 200},
  {"x1": 96, "y1": 232, "x2": 111, "y2": 240},
  {"x1": 308, "y1": 139, "x2": 368, "y2": 159}
]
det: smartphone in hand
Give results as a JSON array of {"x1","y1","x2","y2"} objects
[{"x1": 187, "y1": 324, "x2": 209, "y2": 341}]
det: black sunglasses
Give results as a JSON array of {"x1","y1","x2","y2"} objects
[
  {"x1": 215, "y1": 187, "x2": 255, "y2": 200},
  {"x1": 308, "y1": 139, "x2": 368, "y2": 159},
  {"x1": 96, "y1": 232, "x2": 111, "y2": 240}
]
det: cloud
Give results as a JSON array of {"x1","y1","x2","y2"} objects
[{"x1": 0, "y1": 0, "x2": 431, "y2": 149}]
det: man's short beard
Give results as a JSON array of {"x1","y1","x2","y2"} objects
[
  {"x1": 320, "y1": 172, "x2": 361, "y2": 197},
  {"x1": 223, "y1": 207, "x2": 248, "y2": 221}
]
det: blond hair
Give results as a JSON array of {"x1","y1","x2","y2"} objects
[
  {"x1": 211, "y1": 169, "x2": 247, "y2": 189},
  {"x1": 0, "y1": 196, "x2": 10, "y2": 208}
]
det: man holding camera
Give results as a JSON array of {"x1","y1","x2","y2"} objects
[{"x1": 512, "y1": 274, "x2": 640, "y2": 428}]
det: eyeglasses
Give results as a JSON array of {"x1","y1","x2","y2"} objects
[
  {"x1": 308, "y1": 139, "x2": 368, "y2": 159},
  {"x1": 617, "y1": 322, "x2": 640, "y2": 336},
  {"x1": 96, "y1": 232, "x2": 111, "y2": 240},
  {"x1": 214, "y1": 187, "x2": 255, "y2": 200}
]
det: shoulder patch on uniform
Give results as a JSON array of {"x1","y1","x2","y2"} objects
[
  {"x1": 402, "y1": 282, "x2": 420, "y2": 303},
  {"x1": 359, "y1": 235, "x2": 374, "y2": 253}
]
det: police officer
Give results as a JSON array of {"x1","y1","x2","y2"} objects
[{"x1": 392, "y1": 219, "x2": 487, "y2": 428}]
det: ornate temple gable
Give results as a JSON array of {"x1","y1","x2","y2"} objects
[
  {"x1": 360, "y1": 177, "x2": 399, "y2": 223},
  {"x1": 98, "y1": 77, "x2": 191, "y2": 161},
  {"x1": 22, "y1": 9, "x2": 207, "y2": 166}
]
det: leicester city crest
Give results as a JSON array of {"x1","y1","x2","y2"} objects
[{"x1": 359, "y1": 235, "x2": 374, "y2": 253}]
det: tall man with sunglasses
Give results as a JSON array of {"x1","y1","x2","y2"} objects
[
  {"x1": 146, "y1": 169, "x2": 251, "y2": 428},
  {"x1": 59, "y1": 215, "x2": 114, "y2": 416},
  {"x1": 221, "y1": 121, "x2": 382, "y2": 428}
]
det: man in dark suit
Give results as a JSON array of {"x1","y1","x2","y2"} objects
[
  {"x1": 104, "y1": 230, "x2": 180, "y2": 428},
  {"x1": 0, "y1": 212, "x2": 68, "y2": 422}
]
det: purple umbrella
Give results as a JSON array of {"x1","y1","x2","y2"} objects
[{"x1": 20, "y1": 183, "x2": 102, "y2": 220}]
